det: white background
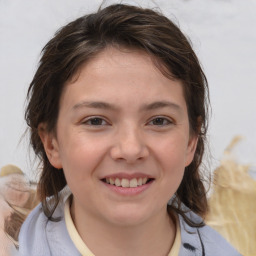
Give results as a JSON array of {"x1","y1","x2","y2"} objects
[{"x1": 0, "y1": 0, "x2": 255, "y2": 179}]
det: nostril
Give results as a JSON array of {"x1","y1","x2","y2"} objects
[{"x1": 109, "y1": 138, "x2": 149, "y2": 163}]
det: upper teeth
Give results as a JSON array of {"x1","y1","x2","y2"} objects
[{"x1": 105, "y1": 177, "x2": 148, "y2": 188}]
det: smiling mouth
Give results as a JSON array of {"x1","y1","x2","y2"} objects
[{"x1": 101, "y1": 177, "x2": 154, "y2": 188}]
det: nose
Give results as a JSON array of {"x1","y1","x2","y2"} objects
[{"x1": 110, "y1": 126, "x2": 149, "y2": 163}]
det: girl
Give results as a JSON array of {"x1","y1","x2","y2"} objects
[{"x1": 16, "y1": 3, "x2": 241, "y2": 256}]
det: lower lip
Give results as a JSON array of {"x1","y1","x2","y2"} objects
[{"x1": 102, "y1": 180, "x2": 153, "y2": 196}]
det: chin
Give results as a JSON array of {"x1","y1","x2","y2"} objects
[{"x1": 104, "y1": 205, "x2": 152, "y2": 227}]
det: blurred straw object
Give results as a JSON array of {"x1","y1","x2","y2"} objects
[
  {"x1": 0, "y1": 164, "x2": 26, "y2": 256},
  {"x1": 206, "y1": 136, "x2": 256, "y2": 256},
  {"x1": 0, "y1": 164, "x2": 23, "y2": 177},
  {"x1": 0, "y1": 164, "x2": 39, "y2": 255}
]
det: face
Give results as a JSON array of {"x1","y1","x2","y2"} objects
[{"x1": 41, "y1": 48, "x2": 197, "y2": 227}]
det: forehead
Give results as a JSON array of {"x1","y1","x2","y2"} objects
[
  {"x1": 70, "y1": 46, "x2": 176, "y2": 84},
  {"x1": 60, "y1": 47, "x2": 187, "y2": 113},
  {"x1": 76, "y1": 47, "x2": 161, "y2": 80}
]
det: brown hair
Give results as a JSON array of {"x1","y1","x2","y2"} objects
[{"x1": 25, "y1": 4, "x2": 209, "y2": 224}]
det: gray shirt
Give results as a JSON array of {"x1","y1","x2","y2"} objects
[{"x1": 18, "y1": 196, "x2": 241, "y2": 256}]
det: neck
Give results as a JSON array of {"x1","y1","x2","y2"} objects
[{"x1": 71, "y1": 201, "x2": 176, "y2": 256}]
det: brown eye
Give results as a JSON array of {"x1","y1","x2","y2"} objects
[
  {"x1": 84, "y1": 117, "x2": 107, "y2": 126},
  {"x1": 149, "y1": 117, "x2": 171, "y2": 126}
]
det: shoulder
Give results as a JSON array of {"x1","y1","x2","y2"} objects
[
  {"x1": 18, "y1": 203, "x2": 51, "y2": 255},
  {"x1": 178, "y1": 210, "x2": 242, "y2": 256},
  {"x1": 18, "y1": 190, "x2": 80, "y2": 256}
]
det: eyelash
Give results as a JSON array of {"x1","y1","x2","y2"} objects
[
  {"x1": 82, "y1": 117, "x2": 109, "y2": 126},
  {"x1": 147, "y1": 117, "x2": 173, "y2": 126},
  {"x1": 81, "y1": 116, "x2": 173, "y2": 127}
]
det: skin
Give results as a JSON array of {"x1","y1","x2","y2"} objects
[{"x1": 40, "y1": 48, "x2": 198, "y2": 256}]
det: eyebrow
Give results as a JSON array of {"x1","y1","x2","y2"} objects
[
  {"x1": 72, "y1": 100, "x2": 182, "y2": 112},
  {"x1": 140, "y1": 101, "x2": 182, "y2": 112},
  {"x1": 72, "y1": 101, "x2": 118, "y2": 111}
]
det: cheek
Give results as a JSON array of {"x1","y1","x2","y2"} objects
[
  {"x1": 153, "y1": 137, "x2": 188, "y2": 195},
  {"x1": 154, "y1": 135, "x2": 189, "y2": 168},
  {"x1": 59, "y1": 134, "x2": 109, "y2": 180}
]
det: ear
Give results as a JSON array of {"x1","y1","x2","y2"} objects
[
  {"x1": 38, "y1": 123, "x2": 62, "y2": 169},
  {"x1": 185, "y1": 134, "x2": 198, "y2": 167}
]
